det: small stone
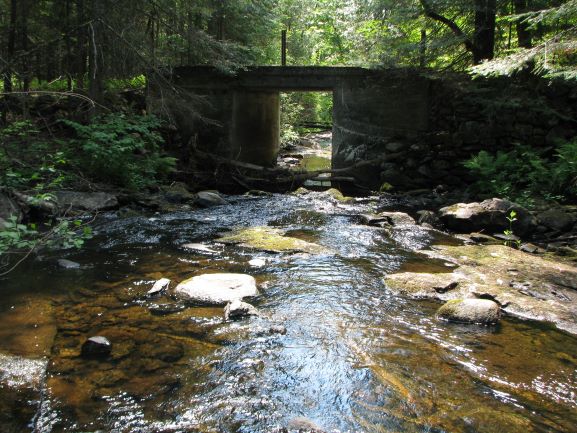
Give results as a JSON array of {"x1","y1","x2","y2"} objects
[
  {"x1": 293, "y1": 187, "x2": 310, "y2": 195},
  {"x1": 195, "y1": 191, "x2": 228, "y2": 207},
  {"x1": 269, "y1": 325, "x2": 287, "y2": 335},
  {"x1": 57, "y1": 259, "x2": 81, "y2": 269},
  {"x1": 224, "y1": 299, "x2": 259, "y2": 321},
  {"x1": 436, "y1": 299, "x2": 501, "y2": 325},
  {"x1": 519, "y1": 243, "x2": 542, "y2": 254},
  {"x1": 147, "y1": 278, "x2": 170, "y2": 296},
  {"x1": 249, "y1": 258, "x2": 267, "y2": 267},
  {"x1": 324, "y1": 188, "x2": 354, "y2": 203},
  {"x1": 81, "y1": 336, "x2": 112, "y2": 358}
]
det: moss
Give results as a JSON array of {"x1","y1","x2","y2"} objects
[
  {"x1": 217, "y1": 226, "x2": 328, "y2": 254},
  {"x1": 325, "y1": 188, "x2": 354, "y2": 203}
]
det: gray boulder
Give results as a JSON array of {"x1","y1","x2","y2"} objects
[
  {"x1": 174, "y1": 273, "x2": 259, "y2": 305},
  {"x1": 537, "y1": 208, "x2": 576, "y2": 232},
  {"x1": 54, "y1": 191, "x2": 118, "y2": 212},
  {"x1": 436, "y1": 299, "x2": 501, "y2": 325},
  {"x1": 378, "y1": 211, "x2": 416, "y2": 226},
  {"x1": 438, "y1": 198, "x2": 534, "y2": 236},
  {"x1": 195, "y1": 191, "x2": 228, "y2": 207},
  {"x1": 224, "y1": 299, "x2": 259, "y2": 321}
]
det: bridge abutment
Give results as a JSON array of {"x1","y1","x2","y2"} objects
[{"x1": 231, "y1": 90, "x2": 280, "y2": 167}]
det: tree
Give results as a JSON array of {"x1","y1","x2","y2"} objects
[{"x1": 420, "y1": 0, "x2": 497, "y2": 64}]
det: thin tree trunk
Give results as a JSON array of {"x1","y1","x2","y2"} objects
[
  {"x1": 88, "y1": 0, "x2": 104, "y2": 112},
  {"x1": 473, "y1": 0, "x2": 497, "y2": 64},
  {"x1": 21, "y1": 0, "x2": 30, "y2": 92},
  {"x1": 77, "y1": 0, "x2": 87, "y2": 89},
  {"x1": 3, "y1": 0, "x2": 18, "y2": 92},
  {"x1": 514, "y1": 0, "x2": 533, "y2": 48}
]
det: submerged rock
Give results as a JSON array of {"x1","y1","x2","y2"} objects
[
  {"x1": 436, "y1": 299, "x2": 501, "y2": 325},
  {"x1": 224, "y1": 299, "x2": 259, "y2": 321},
  {"x1": 54, "y1": 191, "x2": 118, "y2": 212},
  {"x1": 181, "y1": 243, "x2": 217, "y2": 253},
  {"x1": 174, "y1": 273, "x2": 259, "y2": 305},
  {"x1": 385, "y1": 244, "x2": 577, "y2": 334},
  {"x1": 195, "y1": 191, "x2": 228, "y2": 207},
  {"x1": 217, "y1": 226, "x2": 328, "y2": 254},
  {"x1": 438, "y1": 198, "x2": 534, "y2": 236},
  {"x1": 57, "y1": 259, "x2": 81, "y2": 269},
  {"x1": 81, "y1": 336, "x2": 112, "y2": 359}
]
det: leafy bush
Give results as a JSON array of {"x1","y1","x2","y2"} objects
[
  {"x1": 464, "y1": 140, "x2": 577, "y2": 205},
  {"x1": 0, "y1": 216, "x2": 92, "y2": 257},
  {"x1": 61, "y1": 114, "x2": 176, "y2": 189}
]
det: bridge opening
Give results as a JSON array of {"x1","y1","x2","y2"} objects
[{"x1": 277, "y1": 91, "x2": 333, "y2": 187}]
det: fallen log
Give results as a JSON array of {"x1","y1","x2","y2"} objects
[{"x1": 187, "y1": 147, "x2": 405, "y2": 192}]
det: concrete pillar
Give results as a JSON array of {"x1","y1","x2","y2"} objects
[{"x1": 230, "y1": 90, "x2": 280, "y2": 167}]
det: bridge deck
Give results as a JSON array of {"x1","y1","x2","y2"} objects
[{"x1": 172, "y1": 65, "x2": 373, "y2": 91}]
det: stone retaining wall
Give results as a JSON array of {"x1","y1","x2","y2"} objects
[{"x1": 333, "y1": 73, "x2": 577, "y2": 191}]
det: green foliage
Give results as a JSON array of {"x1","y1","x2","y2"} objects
[
  {"x1": 0, "y1": 121, "x2": 72, "y2": 191},
  {"x1": 0, "y1": 216, "x2": 92, "y2": 256},
  {"x1": 61, "y1": 114, "x2": 176, "y2": 190},
  {"x1": 464, "y1": 140, "x2": 577, "y2": 205},
  {"x1": 503, "y1": 210, "x2": 521, "y2": 248}
]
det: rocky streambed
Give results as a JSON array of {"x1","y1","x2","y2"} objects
[{"x1": 0, "y1": 189, "x2": 576, "y2": 433}]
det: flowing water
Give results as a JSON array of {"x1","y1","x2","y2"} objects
[{"x1": 0, "y1": 192, "x2": 576, "y2": 433}]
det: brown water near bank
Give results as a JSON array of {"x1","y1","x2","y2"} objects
[{"x1": 0, "y1": 192, "x2": 576, "y2": 433}]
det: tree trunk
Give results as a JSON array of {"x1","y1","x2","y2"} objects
[
  {"x1": 513, "y1": 0, "x2": 532, "y2": 48},
  {"x1": 76, "y1": 0, "x2": 87, "y2": 88},
  {"x1": 88, "y1": 0, "x2": 104, "y2": 112},
  {"x1": 473, "y1": 0, "x2": 497, "y2": 64},
  {"x1": 3, "y1": 0, "x2": 18, "y2": 92},
  {"x1": 21, "y1": 0, "x2": 30, "y2": 92}
]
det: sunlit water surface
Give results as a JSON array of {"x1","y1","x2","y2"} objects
[{"x1": 0, "y1": 193, "x2": 576, "y2": 433}]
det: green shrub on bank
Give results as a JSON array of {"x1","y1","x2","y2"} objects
[
  {"x1": 61, "y1": 114, "x2": 176, "y2": 189},
  {"x1": 464, "y1": 140, "x2": 577, "y2": 206}
]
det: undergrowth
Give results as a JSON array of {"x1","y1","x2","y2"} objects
[{"x1": 464, "y1": 140, "x2": 577, "y2": 207}]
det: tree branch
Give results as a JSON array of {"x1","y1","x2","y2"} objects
[{"x1": 419, "y1": 0, "x2": 475, "y2": 53}]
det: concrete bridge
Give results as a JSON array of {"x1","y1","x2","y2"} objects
[{"x1": 166, "y1": 66, "x2": 431, "y2": 187}]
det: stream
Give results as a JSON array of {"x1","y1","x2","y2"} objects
[{"x1": 0, "y1": 192, "x2": 576, "y2": 433}]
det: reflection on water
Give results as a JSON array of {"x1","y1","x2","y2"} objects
[{"x1": 0, "y1": 192, "x2": 576, "y2": 433}]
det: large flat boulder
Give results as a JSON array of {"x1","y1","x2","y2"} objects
[
  {"x1": 217, "y1": 226, "x2": 328, "y2": 254},
  {"x1": 54, "y1": 191, "x2": 118, "y2": 212},
  {"x1": 385, "y1": 244, "x2": 577, "y2": 334},
  {"x1": 174, "y1": 273, "x2": 259, "y2": 305},
  {"x1": 438, "y1": 198, "x2": 535, "y2": 236}
]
